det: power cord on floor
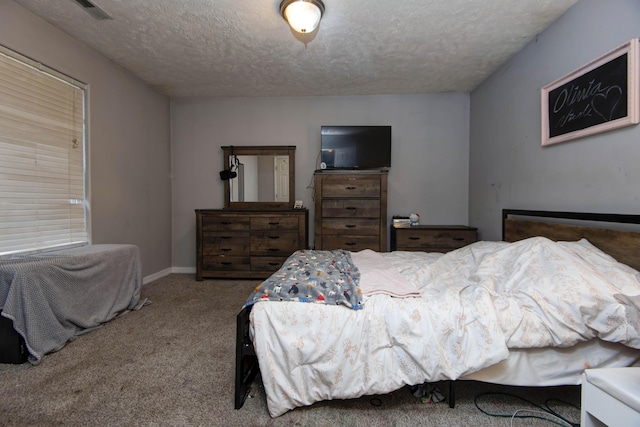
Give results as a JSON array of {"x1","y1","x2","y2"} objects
[
  {"x1": 509, "y1": 409, "x2": 571, "y2": 427},
  {"x1": 474, "y1": 391, "x2": 580, "y2": 427}
]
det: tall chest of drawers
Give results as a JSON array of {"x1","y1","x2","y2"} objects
[
  {"x1": 195, "y1": 209, "x2": 308, "y2": 280},
  {"x1": 314, "y1": 171, "x2": 388, "y2": 251}
]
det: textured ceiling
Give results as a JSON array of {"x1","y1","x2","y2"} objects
[{"x1": 12, "y1": 0, "x2": 578, "y2": 98}]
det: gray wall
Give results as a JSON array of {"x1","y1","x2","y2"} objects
[
  {"x1": 171, "y1": 94, "x2": 470, "y2": 269},
  {"x1": 469, "y1": 0, "x2": 640, "y2": 240},
  {"x1": 1, "y1": 0, "x2": 172, "y2": 278},
  {"x1": 12, "y1": 0, "x2": 630, "y2": 274}
]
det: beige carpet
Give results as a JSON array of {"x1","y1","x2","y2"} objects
[{"x1": 0, "y1": 274, "x2": 581, "y2": 426}]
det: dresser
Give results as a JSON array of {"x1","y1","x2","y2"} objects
[
  {"x1": 314, "y1": 171, "x2": 388, "y2": 251},
  {"x1": 390, "y1": 224, "x2": 477, "y2": 253},
  {"x1": 195, "y1": 209, "x2": 308, "y2": 280}
]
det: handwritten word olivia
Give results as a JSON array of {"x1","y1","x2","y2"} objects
[
  {"x1": 553, "y1": 79, "x2": 604, "y2": 113},
  {"x1": 553, "y1": 78, "x2": 623, "y2": 129}
]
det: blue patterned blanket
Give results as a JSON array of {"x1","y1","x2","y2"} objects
[{"x1": 244, "y1": 249, "x2": 363, "y2": 310}]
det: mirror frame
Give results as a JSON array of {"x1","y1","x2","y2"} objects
[{"x1": 222, "y1": 145, "x2": 296, "y2": 210}]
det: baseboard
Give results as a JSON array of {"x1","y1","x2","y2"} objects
[
  {"x1": 142, "y1": 267, "x2": 196, "y2": 285},
  {"x1": 142, "y1": 268, "x2": 172, "y2": 285},
  {"x1": 171, "y1": 266, "x2": 196, "y2": 274}
]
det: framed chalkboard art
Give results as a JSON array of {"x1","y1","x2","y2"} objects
[{"x1": 541, "y1": 38, "x2": 639, "y2": 146}]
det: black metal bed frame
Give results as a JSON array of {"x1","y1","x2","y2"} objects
[{"x1": 234, "y1": 304, "x2": 258, "y2": 409}]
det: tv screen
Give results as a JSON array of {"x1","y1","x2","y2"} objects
[{"x1": 320, "y1": 126, "x2": 391, "y2": 170}]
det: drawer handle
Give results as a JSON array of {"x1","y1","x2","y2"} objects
[
  {"x1": 409, "y1": 237, "x2": 420, "y2": 240},
  {"x1": 268, "y1": 235, "x2": 279, "y2": 239},
  {"x1": 268, "y1": 248, "x2": 279, "y2": 252},
  {"x1": 268, "y1": 262, "x2": 280, "y2": 266},
  {"x1": 345, "y1": 207, "x2": 357, "y2": 211},
  {"x1": 345, "y1": 186, "x2": 357, "y2": 190},
  {"x1": 221, "y1": 221, "x2": 232, "y2": 225},
  {"x1": 452, "y1": 237, "x2": 465, "y2": 241},
  {"x1": 345, "y1": 224, "x2": 356, "y2": 228},
  {"x1": 345, "y1": 242, "x2": 356, "y2": 246},
  {"x1": 220, "y1": 236, "x2": 232, "y2": 239},
  {"x1": 221, "y1": 262, "x2": 232, "y2": 265},
  {"x1": 221, "y1": 248, "x2": 231, "y2": 252},
  {"x1": 268, "y1": 222, "x2": 280, "y2": 226}
]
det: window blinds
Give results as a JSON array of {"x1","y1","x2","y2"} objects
[{"x1": 0, "y1": 46, "x2": 88, "y2": 256}]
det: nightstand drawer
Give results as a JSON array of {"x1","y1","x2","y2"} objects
[
  {"x1": 321, "y1": 176, "x2": 381, "y2": 197},
  {"x1": 391, "y1": 225, "x2": 477, "y2": 252}
]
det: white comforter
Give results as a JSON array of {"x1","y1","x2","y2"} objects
[{"x1": 250, "y1": 237, "x2": 640, "y2": 417}]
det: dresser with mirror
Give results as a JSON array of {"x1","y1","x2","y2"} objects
[{"x1": 196, "y1": 146, "x2": 308, "y2": 280}]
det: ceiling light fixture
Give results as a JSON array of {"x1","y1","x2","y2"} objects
[{"x1": 279, "y1": 0, "x2": 325, "y2": 34}]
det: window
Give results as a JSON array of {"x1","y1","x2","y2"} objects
[{"x1": 0, "y1": 45, "x2": 88, "y2": 256}]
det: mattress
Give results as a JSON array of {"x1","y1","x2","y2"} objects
[{"x1": 463, "y1": 339, "x2": 640, "y2": 386}]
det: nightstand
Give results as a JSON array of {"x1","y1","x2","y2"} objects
[{"x1": 390, "y1": 224, "x2": 477, "y2": 253}]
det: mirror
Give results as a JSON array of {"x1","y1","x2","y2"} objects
[
  {"x1": 230, "y1": 155, "x2": 289, "y2": 203},
  {"x1": 222, "y1": 146, "x2": 296, "y2": 210}
]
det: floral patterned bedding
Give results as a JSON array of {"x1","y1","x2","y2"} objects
[
  {"x1": 250, "y1": 237, "x2": 640, "y2": 417},
  {"x1": 244, "y1": 249, "x2": 363, "y2": 310}
]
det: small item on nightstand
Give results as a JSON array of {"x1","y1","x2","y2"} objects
[
  {"x1": 392, "y1": 215, "x2": 410, "y2": 225},
  {"x1": 410, "y1": 213, "x2": 420, "y2": 226}
]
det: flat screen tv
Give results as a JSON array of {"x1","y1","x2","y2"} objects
[{"x1": 320, "y1": 126, "x2": 391, "y2": 170}]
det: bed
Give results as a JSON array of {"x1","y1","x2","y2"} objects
[
  {"x1": 0, "y1": 244, "x2": 147, "y2": 364},
  {"x1": 234, "y1": 209, "x2": 640, "y2": 417}
]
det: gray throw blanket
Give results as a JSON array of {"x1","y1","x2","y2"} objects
[{"x1": 0, "y1": 244, "x2": 146, "y2": 363}]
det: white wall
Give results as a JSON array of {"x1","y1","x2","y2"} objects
[
  {"x1": 171, "y1": 93, "x2": 470, "y2": 268},
  {"x1": 469, "y1": 0, "x2": 640, "y2": 240},
  {"x1": 1, "y1": 0, "x2": 172, "y2": 278}
]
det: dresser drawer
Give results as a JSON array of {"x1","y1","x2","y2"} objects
[
  {"x1": 202, "y1": 216, "x2": 250, "y2": 231},
  {"x1": 321, "y1": 176, "x2": 381, "y2": 197},
  {"x1": 251, "y1": 256, "x2": 288, "y2": 272},
  {"x1": 251, "y1": 216, "x2": 299, "y2": 231},
  {"x1": 322, "y1": 199, "x2": 381, "y2": 218},
  {"x1": 322, "y1": 235, "x2": 380, "y2": 251},
  {"x1": 251, "y1": 231, "x2": 300, "y2": 256},
  {"x1": 202, "y1": 255, "x2": 251, "y2": 271},
  {"x1": 202, "y1": 232, "x2": 250, "y2": 255},
  {"x1": 322, "y1": 218, "x2": 380, "y2": 235}
]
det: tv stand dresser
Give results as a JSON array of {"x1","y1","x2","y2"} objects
[{"x1": 314, "y1": 170, "x2": 388, "y2": 252}]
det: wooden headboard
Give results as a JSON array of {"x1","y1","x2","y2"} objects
[{"x1": 502, "y1": 209, "x2": 640, "y2": 272}]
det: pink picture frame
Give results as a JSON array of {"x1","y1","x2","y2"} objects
[{"x1": 541, "y1": 38, "x2": 639, "y2": 146}]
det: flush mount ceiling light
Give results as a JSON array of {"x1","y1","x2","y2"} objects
[{"x1": 279, "y1": 0, "x2": 325, "y2": 34}]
